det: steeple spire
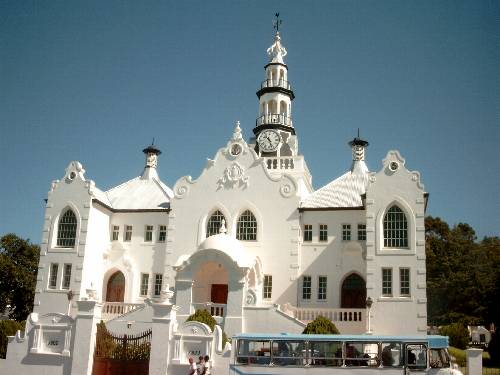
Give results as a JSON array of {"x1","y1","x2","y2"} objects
[
  {"x1": 141, "y1": 141, "x2": 162, "y2": 179},
  {"x1": 348, "y1": 130, "x2": 369, "y2": 161}
]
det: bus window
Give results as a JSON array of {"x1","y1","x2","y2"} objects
[
  {"x1": 381, "y1": 342, "x2": 402, "y2": 367},
  {"x1": 309, "y1": 341, "x2": 342, "y2": 367},
  {"x1": 430, "y1": 348, "x2": 450, "y2": 368},
  {"x1": 236, "y1": 340, "x2": 271, "y2": 365},
  {"x1": 345, "y1": 342, "x2": 379, "y2": 367},
  {"x1": 406, "y1": 344, "x2": 427, "y2": 369},
  {"x1": 271, "y1": 341, "x2": 305, "y2": 366}
]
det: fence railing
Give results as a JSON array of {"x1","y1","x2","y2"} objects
[
  {"x1": 94, "y1": 322, "x2": 151, "y2": 360},
  {"x1": 256, "y1": 113, "x2": 293, "y2": 127},
  {"x1": 192, "y1": 302, "x2": 226, "y2": 317},
  {"x1": 260, "y1": 79, "x2": 292, "y2": 91}
]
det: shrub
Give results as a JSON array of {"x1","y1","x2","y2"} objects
[
  {"x1": 0, "y1": 320, "x2": 25, "y2": 359},
  {"x1": 302, "y1": 315, "x2": 340, "y2": 334},
  {"x1": 488, "y1": 329, "x2": 500, "y2": 365},
  {"x1": 439, "y1": 323, "x2": 469, "y2": 350},
  {"x1": 186, "y1": 309, "x2": 229, "y2": 345}
]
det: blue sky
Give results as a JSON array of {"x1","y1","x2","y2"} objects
[{"x1": 1, "y1": 0, "x2": 498, "y2": 242}]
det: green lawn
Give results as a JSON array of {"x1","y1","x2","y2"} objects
[{"x1": 449, "y1": 347, "x2": 500, "y2": 374}]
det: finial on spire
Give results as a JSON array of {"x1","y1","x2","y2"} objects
[
  {"x1": 273, "y1": 12, "x2": 282, "y2": 33},
  {"x1": 267, "y1": 17, "x2": 288, "y2": 64},
  {"x1": 232, "y1": 120, "x2": 243, "y2": 141},
  {"x1": 219, "y1": 219, "x2": 227, "y2": 234},
  {"x1": 142, "y1": 142, "x2": 162, "y2": 169},
  {"x1": 348, "y1": 131, "x2": 369, "y2": 161}
]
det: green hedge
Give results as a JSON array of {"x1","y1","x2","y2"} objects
[
  {"x1": 302, "y1": 315, "x2": 340, "y2": 334},
  {"x1": 439, "y1": 323, "x2": 469, "y2": 350},
  {"x1": 0, "y1": 320, "x2": 25, "y2": 359},
  {"x1": 187, "y1": 309, "x2": 229, "y2": 345}
]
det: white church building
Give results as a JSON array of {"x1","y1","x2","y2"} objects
[{"x1": 2, "y1": 29, "x2": 430, "y2": 375}]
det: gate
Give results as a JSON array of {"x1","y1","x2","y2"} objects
[{"x1": 92, "y1": 322, "x2": 151, "y2": 375}]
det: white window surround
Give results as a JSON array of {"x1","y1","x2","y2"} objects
[
  {"x1": 49, "y1": 204, "x2": 81, "y2": 251},
  {"x1": 236, "y1": 210, "x2": 258, "y2": 241},
  {"x1": 375, "y1": 199, "x2": 415, "y2": 255}
]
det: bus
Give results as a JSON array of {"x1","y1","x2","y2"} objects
[{"x1": 230, "y1": 333, "x2": 452, "y2": 375}]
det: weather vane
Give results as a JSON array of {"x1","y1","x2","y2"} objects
[{"x1": 273, "y1": 12, "x2": 282, "y2": 32}]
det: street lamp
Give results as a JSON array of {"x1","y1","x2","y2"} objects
[
  {"x1": 366, "y1": 296, "x2": 373, "y2": 334},
  {"x1": 66, "y1": 290, "x2": 74, "y2": 316}
]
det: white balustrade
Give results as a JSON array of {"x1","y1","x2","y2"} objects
[
  {"x1": 192, "y1": 302, "x2": 226, "y2": 317},
  {"x1": 101, "y1": 302, "x2": 143, "y2": 321}
]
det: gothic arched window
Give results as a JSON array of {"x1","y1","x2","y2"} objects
[
  {"x1": 236, "y1": 210, "x2": 257, "y2": 241},
  {"x1": 206, "y1": 210, "x2": 226, "y2": 238},
  {"x1": 57, "y1": 209, "x2": 77, "y2": 247},
  {"x1": 383, "y1": 205, "x2": 408, "y2": 248}
]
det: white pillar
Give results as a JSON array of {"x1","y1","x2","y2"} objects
[
  {"x1": 70, "y1": 300, "x2": 102, "y2": 375},
  {"x1": 466, "y1": 348, "x2": 483, "y2": 375},
  {"x1": 149, "y1": 300, "x2": 179, "y2": 375}
]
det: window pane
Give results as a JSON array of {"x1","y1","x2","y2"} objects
[
  {"x1": 140, "y1": 273, "x2": 149, "y2": 296},
  {"x1": 49, "y1": 263, "x2": 58, "y2": 289},
  {"x1": 237, "y1": 340, "x2": 271, "y2": 365},
  {"x1": 383, "y1": 206, "x2": 408, "y2": 248},
  {"x1": 318, "y1": 276, "x2": 327, "y2": 300},
  {"x1": 303, "y1": 225, "x2": 312, "y2": 242},
  {"x1": 309, "y1": 341, "x2": 343, "y2": 366},
  {"x1": 400, "y1": 268, "x2": 410, "y2": 296},
  {"x1": 319, "y1": 225, "x2": 328, "y2": 242},
  {"x1": 302, "y1": 276, "x2": 311, "y2": 300},
  {"x1": 158, "y1": 225, "x2": 167, "y2": 242},
  {"x1": 357, "y1": 224, "x2": 366, "y2": 241},
  {"x1": 236, "y1": 210, "x2": 257, "y2": 241},
  {"x1": 57, "y1": 209, "x2": 77, "y2": 247},
  {"x1": 207, "y1": 210, "x2": 225, "y2": 237},
  {"x1": 111, "y1": 225, "x2": 119, "y2": 241},
  {"x1": 154, "y1": 274, "x2": 163, "y2": 296},
  {"x1": 145, "y1": 225, "x2": 153, "y2": 242},
  {"x1": 272, "y1": 341, "x2": 305, "y2": 366},
  {"x1": 345, "y1": 342, "x2": 379, "y2": 367},
  {"x1": 382, "y1": 268, "x2": 392, "y2": 296},
  {"x1": 342, "y1": 224, "x2": 351, "y2": 241},
  {"x1": 406, "y1": 344, "x2": 427, "y2": 368},
  {"x1": 124, "y1": 225, "x2": 132, "y2": 241},
  {"x1": 263, "y1": 275, "x2": 272, "y2": 299},
  {"x1": 62, "y1": 264, "x2": 72, "y2": 289},
  {"x1": 381, "y1": 342, "x2": 402, "y2": 367}
]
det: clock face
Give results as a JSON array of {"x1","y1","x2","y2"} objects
[{"x1": 257, "y1": 130, "x2": 281, "y2": 152}]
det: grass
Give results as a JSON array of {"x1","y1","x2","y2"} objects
[{"x1": 449, "y1": 347, "x2": 500, "y2": 373}]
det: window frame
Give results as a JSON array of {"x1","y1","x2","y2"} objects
[
  {"x1": 56, "y1": 209, "x2": 78, "y2": 248},
  {"x1": 302, "y1": 275, "x2": 312, "y2": 300},
  {"x1": 382, "y1": 268, "x2": 393, "y2": 297},
  {"x1": 153, "y1": 274, "x2": 163, "y2": 296},
  {"x1": 48, "y1": 263, "x2": 59, "y2": 289},
  {"x1": 206, "y1": 210, "x2": 226, "y2": 238},
  {"x1": 236, "y1": 210, "x2": 258, "y2": 241},
  {"x1": 383, "y1": 205, "x2": 409, "y2": 248},
  {"x1": 317, "y1": 276, "x2": 327, "y2": 301},
  {"x1": 399, "y1": 268, "x2": 410, "y2": 297},
  {"x1": 319, "y1": 224, "x2": 328, "y2": 242},
  {"x1": 263, "y1": 275, "x2": 272, "y2": 300},
  {"x1": 158, "y1": 225, "x2": 167, "y2": 242},
  {"x1": 144, "y1": 225, "x2": 153, "y2": 242},
  {"x1": 342, "y1": 224, "x2": 351, "y2": 241},
  {"x1": 303, "y1": 224, "x2": 312, "y2": 242},
  {"x1": 111, "y1": 225, "x2": 119, "y2": 241},
  {"x1": 140, "y1": 273, "x2": 149, "y2": 296},
  {"x1": 357, "y1": 224, "x2": 366, "y2": 241},
  {"x1": 62, "y1": 263, "x2": 72, "y2": 290},
  {"x1": 124, "y1": 225, "x2": 133, "y2": 242}
]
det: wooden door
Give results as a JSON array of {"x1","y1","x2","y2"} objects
[
  {"x1": 106, "y1": 271, "x2": 125, "y2": 302},
  {"x1": 210, "y1": 284, "x2": 228, "y2": 304}
]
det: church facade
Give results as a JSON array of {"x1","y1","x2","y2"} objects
[{"x1": 31, "y1": 30, "x2": 428, "y2": 339}]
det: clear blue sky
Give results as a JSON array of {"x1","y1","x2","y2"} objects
[{"x1": 1, "y1": 0, "x2": 498, "y2": 242}]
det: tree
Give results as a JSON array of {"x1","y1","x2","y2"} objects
[
  {"x1": 186, "y1": 309, "x2": 228, "y2": 345},
  {"x1": 0, "y1": 234, "x2": 40, "y2": 321},
  {"x1": 439, "y1": 323, "x2": 469, "y2": 349},
  {"x1": 302, "y1": 315, "x2": 339, "y2": 334}
]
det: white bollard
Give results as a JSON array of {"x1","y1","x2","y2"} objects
[{"x1": 466, "y1": 348, "x2": 483, "y2": 375}]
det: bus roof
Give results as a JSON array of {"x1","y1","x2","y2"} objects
[{"x1": 232, "y1": 333, "x2": 449, "y2": 348}]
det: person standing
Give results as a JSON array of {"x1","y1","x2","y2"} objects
[
  {"x1": 197, "y1": 355, "x2": 205, "y2": 375},
  {"x1": 204, "y1": 355, "x2": 211, "y2": 375},
  {"x1": 188, "y1": 358, "x2": 197, "y2": 375}
]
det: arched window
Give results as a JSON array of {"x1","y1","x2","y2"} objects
[
  {"x1": 236, "y1": 210, "x2": 257, "y2": 241},
  {"x1": 206, "y1": 210, "x2": 226, "y2": 238},
  {"x1": 57, "y1": 209, "x2": 77, "y2": 247},
  {"x1": 383, "y1": 205, "x2": 408, "y2": 248}
]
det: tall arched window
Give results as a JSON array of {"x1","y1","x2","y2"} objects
[
  {"x1": 57, "y1": 209, "x2": 77, "y2": 247},
  {"x1": 383, "y1": 205, "x2": 408, "y2": 248},
  {"x1": 206, "y1": 210, "x2": 226, "y2": 238},
  {"x1": 236, "y1": 210, "x2": 257, "y2": 241}
]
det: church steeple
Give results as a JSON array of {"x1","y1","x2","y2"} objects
[{"x1": 254, "y1": 15, "x2": 297, "y2": 157}]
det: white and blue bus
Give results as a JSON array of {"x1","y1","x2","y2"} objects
[{"x1": 230, "y1": 333, "x2": 452, "y2": 374}]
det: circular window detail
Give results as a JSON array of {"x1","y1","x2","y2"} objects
[
  {"x1": 230, "y1": 143, "x2": 242, "y2": 156},
  {"x1": 389, "y1": 161, "x2": 399, "y2": 171}
]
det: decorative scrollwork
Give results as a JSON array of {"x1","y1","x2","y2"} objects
[
  {"x1": 279, "y1": 183, "x2": 295, "y2": 198},
  {"x1": 176, "y1": 185, "x2": 189, "y2": 198},
  {"x1": 217, "y1": 162, "x2": 249, "y2": 189},
  {"x1": 245, "y1": 289, "x2": 257, "y2": 306}
]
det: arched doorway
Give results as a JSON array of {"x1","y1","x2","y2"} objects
[
  {"x1": 193, "y1": 261, "x2": 229, "y2": 305},
  {"x1": 341, "y1": 274, "x2": 366, "y2": 308},
  {"x1": 106, "y1": 271, "x2": 125, "y2": 302}
]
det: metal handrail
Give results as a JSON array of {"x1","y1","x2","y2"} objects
[
  {"x1": 260, "y1": 79, "x2": 292, "y2": 90},
  {"x1": 256, "y1": 113, "x2": 292, "y2": 127}
]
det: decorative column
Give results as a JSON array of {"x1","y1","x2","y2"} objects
[
  {"x1": 149, "y1": 286, "x2": 179, "y2": 375},
  {"x1": 70, "y1": 299, "x2": 102, "y2": 375},
  {"x1": 466, "y1": 348, "x2": 483, "y2": 375},
  {"x1": 224, "y1": 273, "x2": 246, "y2": 337}
]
